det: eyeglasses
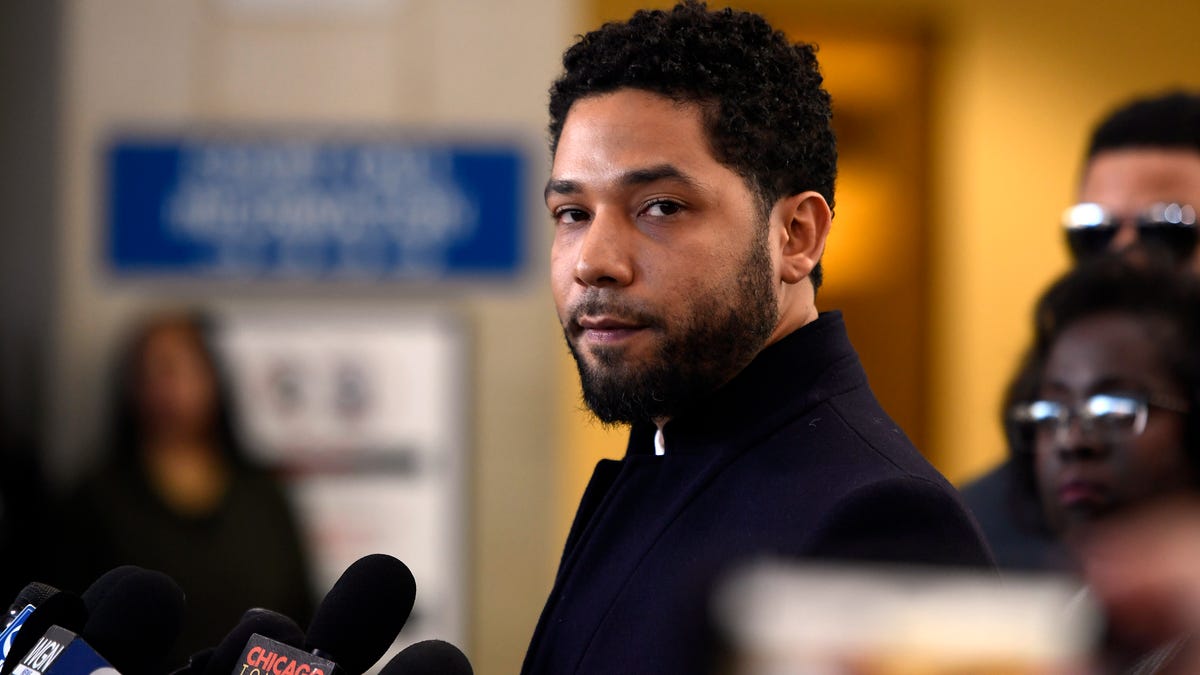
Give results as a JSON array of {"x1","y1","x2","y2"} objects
[
  {"x1": 1062, "y1": 202, "x2": 1198, "y2": 262},
  {"x1": 1010, "y1": 392, "x2": 1189, "y2": 446}
]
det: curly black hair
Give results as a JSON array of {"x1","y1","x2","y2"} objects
[
  {"x1": 1086, "y1": 90, "x2": 1200, "y2": 160},
  {"x1": 1004, "y1": 254, "x2": 1200, "y2": 532},
  {"x1": 547, "y1": 1, "x2": 836, "y2": 290}
]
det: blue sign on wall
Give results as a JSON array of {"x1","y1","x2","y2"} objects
[{"x1": 106, "y1": 136, "x2": 527, "y2": 279}]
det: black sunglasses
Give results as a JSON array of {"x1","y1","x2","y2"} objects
[{"x1": 1062, "y1": 202, "x2": 1198, "y2": 262}]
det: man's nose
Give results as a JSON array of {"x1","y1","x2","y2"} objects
[
  {"x1": 574, "y1": 209, "x2": 635, "y2": 288},
  {"x1": 1109, "y1": 221, "x2": 1140, "y2": 251}
]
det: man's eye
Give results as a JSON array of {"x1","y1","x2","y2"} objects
[
  {"x1": 554, "y1": 208, "x2": 590, "y2": 225},
  {"x1": 644, "y1": 201, "x2": 682, "y2": 217}
]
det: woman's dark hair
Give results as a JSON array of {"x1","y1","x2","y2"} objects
[
  {"x1": 547, "y1": 1, "x2": 836, "y2": 289},
  {"x1": 1004, "y1": 255, "x2": 1200, "y2": 531},
  {"x1": 108, "y1": 311, "x2": 248, "y2": 468}
]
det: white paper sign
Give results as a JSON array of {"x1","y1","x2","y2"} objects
[{"x1": 215, "y1": 310, "x2": 467, "y2": 663}]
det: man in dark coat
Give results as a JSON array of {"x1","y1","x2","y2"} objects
[{"x1": 523, "y1": 3, "x2": 994, "y2": 674}]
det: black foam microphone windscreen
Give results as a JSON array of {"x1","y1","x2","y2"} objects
[
  {"x1": 203, "y1": 608, "x2": 305, "y2": 675},
  {"x1": 0, "y1": 590, "x2": 87, "y2": 675},
  {"x1": 80, "y1": 565, "x2": 143, "y2": 613},
  {"x1": 304, "y1": 554, "x2": 417, "y2": 675},
  {"x1": 5, "y1": 582, "x2": 58, "y2": 621},
  {"x1": 81, "y1": 567, "x2": 187, "y2": 675},
  {"x1": 378, "y1": 640, "x2": 473, "y2": 675}
]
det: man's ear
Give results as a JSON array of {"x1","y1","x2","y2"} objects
[{"x1": 774, "y1": 191, "x2": 832, "y2": 284}]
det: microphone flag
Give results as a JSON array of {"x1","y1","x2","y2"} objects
[
  {"x1": 9, "y1": 626, "x2": 115, "y2": 675},
  {"x1": 233, "y1": 634, "x2": 335, "y2": 675}
]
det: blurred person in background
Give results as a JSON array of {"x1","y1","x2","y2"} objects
[
  {"x1": 50, "y1": 311, "x2": 313, "y2": 666},
  {"x1": 1065, "y1": 91, "x2": 1200, "y2": 272},
  {"x1": 963, "y1": 91, "x2": 1200, "y2": 570},
  {"x1": 1004, "y1": 256, "x2": 1200, "y2": 672}
]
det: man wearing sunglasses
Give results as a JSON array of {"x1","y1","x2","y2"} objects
[
  {"x1": 964, "y1": 91, "x2": 1200, "y2": 570},
  {"x1": 1064, "y1": 91, "x2": 1200, "y2": 269}
]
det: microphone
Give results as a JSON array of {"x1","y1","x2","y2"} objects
[
  {"x1": 377, "y1": 640, "x2": 472, "y2": 675},
  {"x1": 0, "y1": 591, "x2": 87, "y2": 675},
  {"x1": 1, "y1": 583, "x2": 63, "y2": 665},
  {"x1": 201, "y1": 609, "x2": 303, "y2": 675},
  {"x1": 4, "y1": 584, "x2": 57, "y2": 630},
  {"x1": 2, "y1": 566, "x2": 187, "y2": 675},
  {"x1": 79, "y1": 567, "x2": 142, "y2": 615},
  {"x1": 222, "y1": 555, "x2": 415, "y2": 675},
  {"x1": 1, "y1": 566, "x2": 147, "y2": 674},
  {"x1": 229, "y1": 634, "x2": 334, "y2": 675},
  {"x1": 7, "y1": 624, "x2": 113, "y2": 675},
  {"x1": 79, "y1": 567, "x2": 186, "y2": 675},
  {"x1": 303, "y1": 554, "x2": 417, "y2": 675}
]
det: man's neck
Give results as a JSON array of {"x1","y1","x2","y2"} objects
[{"x1": 764, "y1": 301, "x2": 818, "y2": 349}]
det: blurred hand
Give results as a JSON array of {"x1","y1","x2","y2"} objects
[{"x1": 1079, "y1": 497, "x2": 1200, "y2": 653}]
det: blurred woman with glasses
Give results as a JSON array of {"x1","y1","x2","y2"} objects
[
  {"x1": 1004, "y1": 255, "x2": 1200, "y2": 671},
  {"x1": 1006, "y1": 256, "x2": 1200, "y2": 541}
]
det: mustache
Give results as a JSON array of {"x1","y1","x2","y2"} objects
[{"x1": 567, "y1": 292, "x2": 661, "y2": 328}]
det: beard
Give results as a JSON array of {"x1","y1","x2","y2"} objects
[{"x1": 563, "y1": 227, "x2": 779, "y2": 425}]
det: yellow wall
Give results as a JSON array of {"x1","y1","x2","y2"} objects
[
  {"x1": 924, "y1": 0, "x2": 1200, "y2": 482},
  {"x1": 561, "y1": 0, "x2": 1200, "y2": 523}
]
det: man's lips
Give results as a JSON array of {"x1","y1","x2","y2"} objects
[{"x1": 574, "y1": 315, "x2": 649, "y2": 343}]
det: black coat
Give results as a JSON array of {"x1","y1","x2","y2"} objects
[{"x1": 522, "y1": 312, "x2": 994, "y2": 675}]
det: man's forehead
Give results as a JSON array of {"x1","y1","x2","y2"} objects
[
  {"x1": 1080, "y1": 148, "x2": 1200, "y2": 211},
  {"x1": 555, "y1": 91, "x2": 707, "y2": 151},
  {"x1": 547, "y1": 90, "x2": 729, "y2": 197}
]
